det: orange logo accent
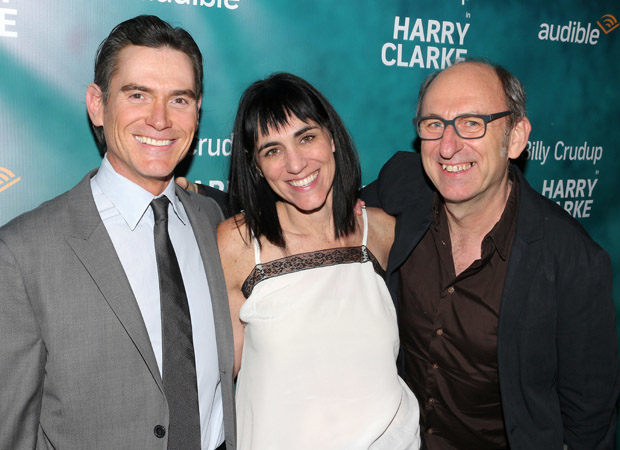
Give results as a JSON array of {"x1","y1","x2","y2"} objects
[
  {"x1": 597, "y1": 14, "x2": 619, "y2": 34},
  {"x1": 0, "y1": 167, "x2": 21, "y2": 193}
]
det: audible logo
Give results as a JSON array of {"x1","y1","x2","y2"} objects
[
  {"x1": 597, "y1": 14, "x2": 619, "y2": 34},
  {"x1": 538, "y1": 21, "x2": 600, "y2": 45},
  {"x1": 0, "y1": 167, "x2": 20, "y2": 193},
  {"x1": 144, "y1": 0, "x2": 240, "y2": 10},
  {"x1": 539, "y1": 14, "x2": 618, "y2": 45}
]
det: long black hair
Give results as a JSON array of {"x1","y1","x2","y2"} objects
[{"x1": 228, "y1": 72, "x2": 361, "y2": 248}]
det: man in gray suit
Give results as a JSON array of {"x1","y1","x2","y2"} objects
[{"x1": 0, "y1": 15, "x2": 235, "y2": 450}]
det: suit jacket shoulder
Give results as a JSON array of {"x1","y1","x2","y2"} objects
[
  {"x1": 196, "y1": 183, "x2": 231, "y2": 218},
  {"x1": 0, "y1": 170, "x2": 100, "y2": 251},
  {"x1": 362, "y1": 151, "x2": 433, "y2": 215}
]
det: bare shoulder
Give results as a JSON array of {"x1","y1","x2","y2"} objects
[
  {"x1": 365, "y1": 207, "x2": 395, "y2": 269},
  {"x1": 366, "y1": 207, "x2": 395, "y2": 229},
  {"x1": 217, "y1": 214, "x2": 255, "y2": 285},
  {"x1": 366, "y1": 207, "x2": 395, "y2": 243},
  {"x1": 217, "y1": 214, "x2": 245, "y2": 241}
]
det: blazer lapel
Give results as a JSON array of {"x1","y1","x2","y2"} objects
[
  {"x1": 64, "y1": 171, "x2": 163, "y2": 392},
  {"x1": 498, "y1": 168, "x2": 544, "y2": 338},
  {"x1": 178, "y1": 187, "x2": 237, "y2": 447},
  {"x1": 176, "y1": 187, "x2": 234, "y2": 373}
]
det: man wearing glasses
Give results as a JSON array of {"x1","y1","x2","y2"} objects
[{"x1": 363, "y1": 59, "x2": 618, "y2": 449}]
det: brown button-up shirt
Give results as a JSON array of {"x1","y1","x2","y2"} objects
[{"x1": 399, "y1": 173, "x2": 519, "y2": 449}]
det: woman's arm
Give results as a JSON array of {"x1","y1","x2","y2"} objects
[
  {"x1": 217, "y1": 215, "x2": 254, "y2": 377},
  {"x1": 364, "y1": 207, "x2": 396, "y2": 270}
]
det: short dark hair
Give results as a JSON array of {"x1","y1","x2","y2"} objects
[
  {"x1": 90, "y1": 15, "x2": 203, "y2": 146},
  {"x1": 416, "y1": 58, "x2": 527, "y2": 128},
  {"x1": 229, "y1": 72, "x2": 361, "y2": 248}
]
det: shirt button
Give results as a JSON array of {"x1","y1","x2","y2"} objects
[
  {"x1": 436, "y1": 328, "x2": 444, "y2": 336},
  {"x1": 154, "y1": 425, "x2": 166, "y2": 438},
  {"x1": 447, "y1": 286, "x2": 455, "y2": 294}
]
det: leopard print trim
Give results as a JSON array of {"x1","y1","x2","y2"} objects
[{"x1": 241, "y1": 245, "x2": 385, "y2": 299}]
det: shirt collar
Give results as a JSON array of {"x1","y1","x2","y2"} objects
[
  {"x1": 431, "y1": 168, "x2": 520, "y2": 261},
  {"x1": 94, "y1": 155, "x2": 187, "y2": 230},
  {"x1": 486, "y1": 169, "x2": 519, "y2": 261}
]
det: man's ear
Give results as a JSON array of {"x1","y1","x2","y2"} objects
[
  {"x1": 507, "y1": 116, "x2": 532, "y2": 159},
  {"x1": 86, "y1": 83, "x2": 104, "y2": 127}
]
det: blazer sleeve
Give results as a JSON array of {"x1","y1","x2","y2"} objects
[
  {"x1": 0, "y1": 237, "x2": 45, "y2": 449},
  {"x1": 361, "y1": 151, "x2": 432, "y2": 216},
  {"x1": 556, "y1": 238, "x2": 619, "y2": 449}
]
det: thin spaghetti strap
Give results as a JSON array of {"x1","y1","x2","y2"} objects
[
  {"x1": 252, "y1": 233, "x2": 261, "y2": 265},
  {"x1": 361, "y1": 206, "x2": 368, "y2": 247}
]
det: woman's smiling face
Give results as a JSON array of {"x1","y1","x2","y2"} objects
[{"x1": 255, "y1": 115, "x2": 336, "y2": 213}]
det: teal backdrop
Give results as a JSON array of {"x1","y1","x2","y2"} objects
[{"x1": 1, "y1": 0, "x2": 619, "y2": 442}]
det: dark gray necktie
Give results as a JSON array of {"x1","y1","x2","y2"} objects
[{"x1": 151, "y1": 196, "x2": 201, "y2": 450}]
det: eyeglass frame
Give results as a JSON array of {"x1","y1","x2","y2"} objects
[{"x1": 412, "y1": 110, "x2": 514, "y2": 140}]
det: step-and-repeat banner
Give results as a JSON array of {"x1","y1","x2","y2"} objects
[{"x1": 1, "y1": 0, "x2": 619, "y2": 436}]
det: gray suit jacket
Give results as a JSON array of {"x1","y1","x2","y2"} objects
[{"x1": 0, "y1": 171, "x2": 236, "y2": 450}]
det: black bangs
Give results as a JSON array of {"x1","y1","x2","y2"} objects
[
  {"x1": 229, "y1": 72, "x2": 360, "y2": 248},
  {"x1": 240, "y1": 75, "x2": 331, "y2": 153}
]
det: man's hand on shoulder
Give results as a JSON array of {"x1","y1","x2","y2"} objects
[
  {"x1": 355, "y1": 199, "x2": 366, "y2": 216},
  {"x1": 176, "y1": 177, "x2": 200, "y2": 193}
]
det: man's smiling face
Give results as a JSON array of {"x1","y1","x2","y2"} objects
[{"x1": 87, "y1": 45, "x2": 201, "y2": 195}]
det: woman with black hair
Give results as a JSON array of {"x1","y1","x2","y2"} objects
[{"x1": 217, "y1": 73, "x2": 420, "y2": 449}]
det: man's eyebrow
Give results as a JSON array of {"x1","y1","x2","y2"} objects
[
  {"x1": 171, "y1": 89, "x2": 197, "y2": 99},
  {"x1": 121, "y1": 84, "x2": 151, "y2": 93},
  {"x1": 120, "y1": 85, "x2": 197, "y2": 99}
]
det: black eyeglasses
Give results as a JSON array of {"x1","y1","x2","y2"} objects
[{"x1": 413, "y1": 111, "x2": 513, "y2": 140}]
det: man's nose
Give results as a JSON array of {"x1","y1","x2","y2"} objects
[
  {"x1": 146, "y1": 100, "x2": 172, "y2": 131},
  {"x1": 438, "y1": 124, "x2": 463, "y2": 159}
]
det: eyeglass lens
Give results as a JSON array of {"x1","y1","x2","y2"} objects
[{"x1": 417, "y1": 116, "x2": 487, "y2": 139}]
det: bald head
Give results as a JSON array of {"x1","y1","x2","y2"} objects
[{"x1": 417, "y1": 60, "x2": 527, "y2": 128}]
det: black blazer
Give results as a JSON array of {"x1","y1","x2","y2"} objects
[{"x1": 362, "y1": 151, "x2": 619, "y2": 450}]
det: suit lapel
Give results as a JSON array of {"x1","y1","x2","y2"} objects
[
  {"x1": 176, "y1": 187, "x2": 234, "y2": 373},
  {"x1": 178, "y1": 187, "x2": 237, "y2": 445},
  {"x1": 498, "y1": 169, "x2": 544, "y2": 338},
  {"x1": 64, "y1": 172, "x2": 163, "y2": 392}
]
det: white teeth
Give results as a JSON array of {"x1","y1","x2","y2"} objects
[
  {"x1": 288, "y1": 171, "x2": 318, "y2": 187},
  {"x1": 442, "y1": 162, "x2": 476, "y2": 173},
  {"x1": 135, "y1": 135, "x2": 173, "y2": 146}
]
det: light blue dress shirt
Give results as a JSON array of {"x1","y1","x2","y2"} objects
[{"x1": 91, "y1": 156, "x2": 224, "y2": 450}]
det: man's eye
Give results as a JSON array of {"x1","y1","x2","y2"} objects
[
  {"x1": 460, "y1": 117, "x2": 484, "y2": 128},
  {"x1": 425, "y1": 120, "x2": 444, "y2": 129},
  {"x1": 173, "y1": 97, "x2": 189, "y2": 105},
  {"x1": 130, "y1": 93, "x2": 144, "y2": 99}
]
